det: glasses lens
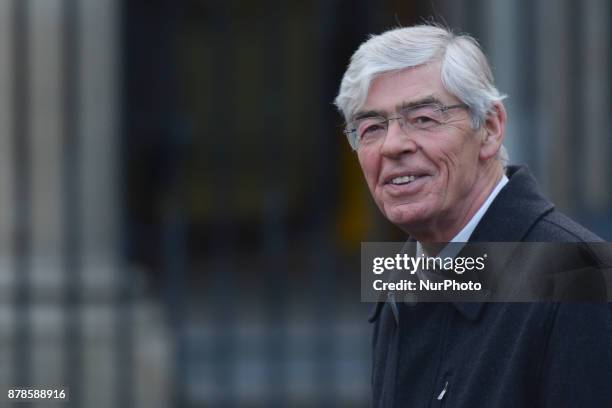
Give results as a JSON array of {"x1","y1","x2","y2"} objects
[
  {"x1": 356, "y1": 117, "x2": 387, "y2": 144},
  {"x1": 402, "y1": 105, "x2": 446, "y2": 130}
]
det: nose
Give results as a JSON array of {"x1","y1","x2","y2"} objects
[{"x1": 379, "y1": 117, "x2": 417, "y2": 157}]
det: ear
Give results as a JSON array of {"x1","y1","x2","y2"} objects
[{"x1": 479, "y1": 102, "x2": 506, "y2": 161}]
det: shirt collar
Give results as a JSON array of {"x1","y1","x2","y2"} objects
[{"x1": 451, "y1": 174, "x2": 509, "y2": 243}]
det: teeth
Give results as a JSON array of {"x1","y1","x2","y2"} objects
[{"x1": 391, "y1": 175, "x2": 417, "y2": 185}]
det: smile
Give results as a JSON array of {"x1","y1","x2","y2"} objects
[
  {"x1": 383, "y1": 173, "x2": 431, "y2": 196},
  {"x1": 390, "y1": 175, "x2": 422, "y2": 185}
]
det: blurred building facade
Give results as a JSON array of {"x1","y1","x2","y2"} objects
[
  {"x1": 0, "y1": 0, "x2": 610, "y2": 407},
  {"x1": 0, "y1": 0, "x2": 171, "y2": 407}
]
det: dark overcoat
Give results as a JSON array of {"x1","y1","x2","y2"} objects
[{"x1": 370, "y1": 165, "x2": 612, "y2": 407}]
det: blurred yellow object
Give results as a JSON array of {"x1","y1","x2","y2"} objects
[{"x1": 336, "y1": 140, "x2": 370, "y2": 249}]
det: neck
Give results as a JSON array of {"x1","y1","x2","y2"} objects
[{"x1": 414, "y1": 163, "x2": 504, "y2": 246}]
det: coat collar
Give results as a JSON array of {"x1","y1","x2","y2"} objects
[
  {"x1": 454, "y1": 165, "x2": 554, "y2": 320},
  {"x1": 469, "y1": 165, "x2": 554, "y2": 243}
]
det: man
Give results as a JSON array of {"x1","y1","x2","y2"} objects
[{"x1": 335, "y1": 25, "x2": 612, "y2": 407}]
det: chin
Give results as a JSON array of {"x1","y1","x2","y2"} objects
[{"x1": 383, "y1": 203, "x2": 430, "y2": 231}]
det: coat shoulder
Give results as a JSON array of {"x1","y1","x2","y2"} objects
[{"x1": 525, "y1": 209, "x2": 603, "y2": 243}]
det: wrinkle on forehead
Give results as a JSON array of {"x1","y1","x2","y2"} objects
[
  {"x1": 358, "y1": 61, "x2": 460, "y2": 118},
  {"x1": 352, "y1": 95, "x2": 446, "y2": 121}
]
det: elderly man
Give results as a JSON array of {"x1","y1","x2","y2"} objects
[{"x1": 335, "y1": 25, "x2": 612, "y2": 407}]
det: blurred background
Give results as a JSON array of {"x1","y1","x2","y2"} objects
[{"x1": 0, "y1": 0, "x2": 610, "y2": 407}]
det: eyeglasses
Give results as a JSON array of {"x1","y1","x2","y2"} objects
[{"x1": 344, "y1": 103, "x2": 469, "y2": 150}]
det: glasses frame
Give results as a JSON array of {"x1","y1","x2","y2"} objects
[{"x1": 343, "y1": 103, "x2": 470, "y2": 151}]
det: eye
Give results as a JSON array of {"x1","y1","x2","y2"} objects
[
  {"x1": 362, "y1": 123, "x2": 384, "y2": 135},
  {"x1": 413, "y1": 116, "x2": 436, "y2": 125},
  {"x1": 405, "y1": 106, "x2": 444, "y2": 129},
  {"x1": 357, "y1": 120, "x2": 386, "y2": 141}
]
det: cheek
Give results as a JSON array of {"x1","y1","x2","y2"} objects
[
  {"x1": 419, "y1": 142, "x2": 467, "y2": 199},
  {"x1": 422, "y1": 137, "x2": 468, "y2": 174}
]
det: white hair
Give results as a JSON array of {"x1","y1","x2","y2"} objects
[{"x1": 334, "y1": 25, "x2": 509, "y2": 166}]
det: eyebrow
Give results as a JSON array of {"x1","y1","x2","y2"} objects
[
  {"x1": 352, "y1": 95, "x2": 443, "y2": 121},
  {"x1": 398, "y1": 96, "x2": 442, "y2": 110}
]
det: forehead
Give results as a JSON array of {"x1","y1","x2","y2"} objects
[{"x1": 362, "y1": 61, "x2": 453, "y2": 113}]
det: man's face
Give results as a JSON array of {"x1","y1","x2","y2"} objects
[{"x1": 356, "y1": 62, "x2": 487, "y2": 240}]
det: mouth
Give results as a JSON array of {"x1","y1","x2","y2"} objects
[
  {"x1": 384, "y1": 172, "x2": 430, "y2": 186},
  {"x1": 389, "y1": 175, "x2": 422, "y2": 185},
  {"x1": 382, "y1": 171, "x2": 432, "y2": 196}
]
